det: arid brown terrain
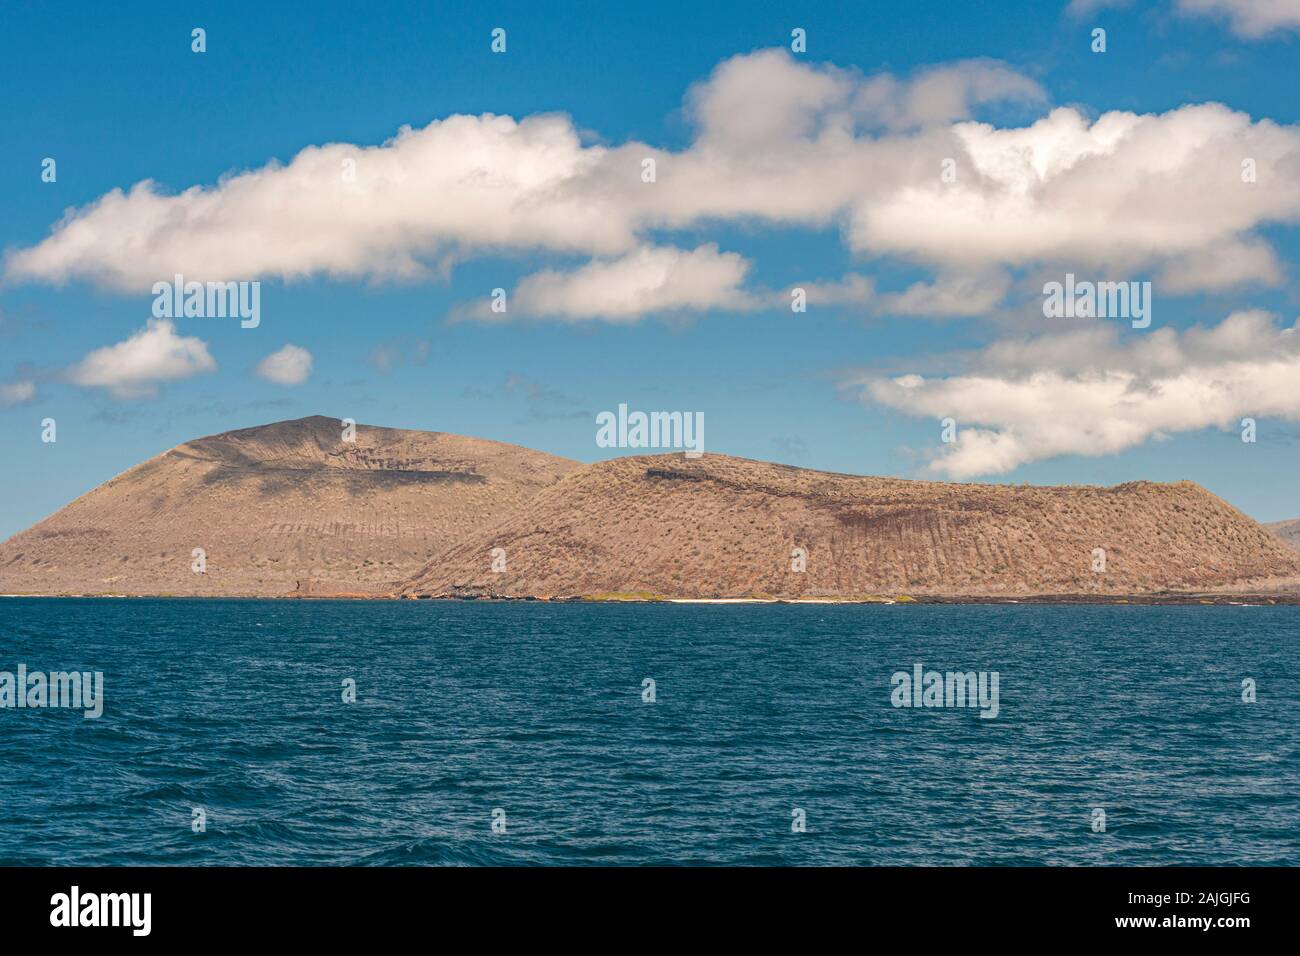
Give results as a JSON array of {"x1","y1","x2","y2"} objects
[
  {"x1": 1266, "y1": 519, "x2": 1300, "y2": 552},
  {"x1": 402, "y1": 453, "x2": 1300, "y2": 600},
  {"x1": 0, "y1": 416, "x2": 579, "y2": 597},
  {"x1": 4, "y1": 418, "x2": 1299, "y2": 601}
]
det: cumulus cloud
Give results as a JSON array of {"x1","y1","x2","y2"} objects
[
  {"x1": 5, "y1": 50, "x2": 1299, "y2": 317},
  {"x1": 0, "y1": 380, "x2": 36, "y2": 407},
  {"x1": 482, "y1": 245, "x2": 755, "y2": 323},
  {"x1": 849, "y1": 311, "x2": 1300, "y2": 478},
  {"x1": 1157, "y1": 238, "x2": 1283, "y2": 292},
  {"x1": 6, "y1": 114, "x2": 631, "y2": 290},
  {"x1": 852, "y1": 104, "x2": 1300, "y2": 284},
  {"x1": 255, "y1": 344, "x2": 313, "y2": 385},
  {"x1": 67, "y1": 319, "x2": 216, "y2": 399},
  {"x1": 687, "y1": 51, "x2": 1044, "y2": 144},
  {"x1": 1177, "y1": 0, "x2": 1300, "y2": 37}
]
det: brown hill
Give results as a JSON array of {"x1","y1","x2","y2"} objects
[
  {"x1": 401, "y1": 453, "x2": 1300, "y2": 600},
  {"x1": 1266, "y1": 519, "x2": 1300, "y2": 552},
  {"x1": 0, "y1": 416, "x2": 579, "y2": 597}
]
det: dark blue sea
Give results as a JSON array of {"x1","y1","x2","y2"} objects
[{"x1": 1, "y1": 599, "x2": 1296, "y2": 865}]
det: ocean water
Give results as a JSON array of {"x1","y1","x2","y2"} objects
[{"x1": 0, "y1": 598, "x2": 1296, "y2": 866}]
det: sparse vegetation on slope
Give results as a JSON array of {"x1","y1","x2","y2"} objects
[
  {"x1": 402, "y1": 454, "x2": 1300, "y2": 600},
  {"x1": 0, "y1": 416, "x2": 579, "y2": 597}
]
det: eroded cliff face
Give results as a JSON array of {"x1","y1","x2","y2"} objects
[{"x1": 0, "y1": 416, "x2": 579, "y2": 596}]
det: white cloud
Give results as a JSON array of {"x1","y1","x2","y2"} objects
[
  {"x1": 1157, "y1": 238, "x2": 1282, "y2": 292},
  {"x1": 495, "y1": 245, "x2": 754, "y2": 323},
  {"x1": 798, "y1": 270, "x2": 1012, "y2": 317},
  {"x1": 67, "y1": 319, "x2": 216, "y2": 399},
  {"x1": 879, "y1": 272, "x2": 1014, "y2": 316},
  {"x1": 800, "y1": 274, "x2": 878, "y2": 306},
  {"x1": 687, "y1": 50, "x2": 1044, "y2": 144},
  {"x1": 1069, "y1": 0, "x2": 1300, "y2": 37},
  {"x1": 0, "y1": 380, "x2": 36, "y2": 407},
  {"x1": 1177, "y1": 0, "x2": 1300, "y2": 37},
  {"x1": 885, "y1": 61, "x2": 1047, "y2": 130},
  {"x1": 255, "y1": 344, "x2": 313, "y2": 385},
  {"x1": 5, "y1": 50, "x2": 1299, "y2": 317},
  {"x1": 850, "y1": 311, "x2": 1300, "y2": 478},
  {"x1": 6, "y1": 114, "x2": 631, "y2": 290},
  {"x1": 851, "y1": 104, "x2": 1300, "y2": 284}
]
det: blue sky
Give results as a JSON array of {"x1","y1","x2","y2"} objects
[{"x1": 2, "y1": 0, "x2": 1299, "y2": 541}]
